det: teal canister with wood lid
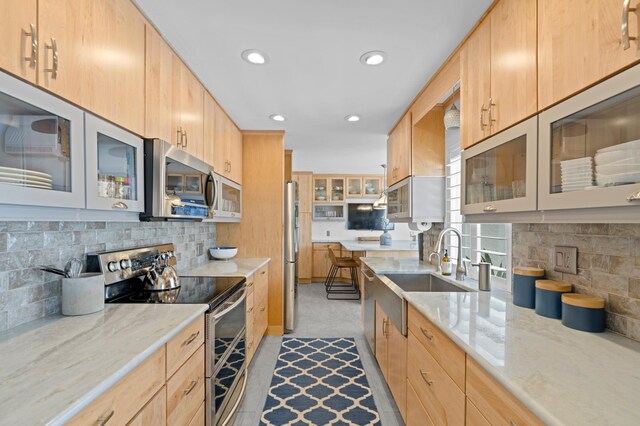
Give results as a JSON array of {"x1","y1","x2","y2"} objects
[
  {"x1": 512, "y1": 267, "x2": 545, "y2": 309},
  {"x1": 535, "y1": 280, "x2": 573, "y2": 319}
]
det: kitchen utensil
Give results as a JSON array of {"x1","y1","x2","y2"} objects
[
  {"x1": 39, "y1": 265, "x2": 68, "y2": 278},
  {"x1": 64, "y1": 258, "x2": 83, "y2": 278}
]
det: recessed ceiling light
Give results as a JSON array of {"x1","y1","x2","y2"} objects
[
  {"x1": 345, "y1": 115, "x2": 360, "y2": 122},
  {"x1": 241, "y1": 49, "x2": 269, "y2": 65},
  {"x1": 269, "y1": 114, "x2": 285, "y2": 122},
  {"x1": 360, "y1": 51, "x2": 387, "y2": 66}
]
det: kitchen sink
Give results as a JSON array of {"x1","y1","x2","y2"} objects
[{"x1": 384, "y1": 273, "x2": 469, "y2": 293}]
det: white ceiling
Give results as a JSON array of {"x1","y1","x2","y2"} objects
[{"x1": 134, "y1": 0, "x2": 491, "y2": 157}]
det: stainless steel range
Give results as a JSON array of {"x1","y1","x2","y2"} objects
[{"x1": 86, "y1": 243, "x2": 247, "y2": 426}]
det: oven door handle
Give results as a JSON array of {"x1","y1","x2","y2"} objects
[
  {"x1": 220, "y1": 369, "x2": 248, "y2": 426},
  {"x1": 212, "y1": 288, "x2": 247, "y2": 320}
]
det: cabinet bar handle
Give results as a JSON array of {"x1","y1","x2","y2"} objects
[
  {"x1": 246, "y1": 281, "x2": 254, "y2": 287},
  {"x1": 182, "y1": 331, "x2": 200, "y2": 347},
  {"x1": 623, "y1": 0, "x2": 637, "y2": 50},
  {"x1": 420, "y1": 326, "x2": 434, "y2": 341},
  {"x1": 177, "y1": 127, "x2": 183, "y2": 146},
  {"x1": 483, "y1": 205, "x2": 497, "y2": 212},
  {"x1": 480, "y1": 103, "x2": 488, "y2": 129},
  {"x1": 627, "y1": 191, "x2": 640, "y2": 201},
  {"x1": 488, "y1": 98, "x2": 496, "y2": 127},
  {"x1": 45, "y1": 37, "x2": 58, "y2": 79},
  {"x1": 248, "y1": 307, "x2": 253, "y2": 313},
  {"x1": 97, "y1": 409, "x2": 114, "y2": 426},
  {"x1": 260, "y1": 306, "x2": 265, "y2": 312},
  {"x1": 111, "y1": 202, "x2": 128, "y2": 210},
  {"x1": 182, "y1": 130, "x2": 188, "y2": 148},
  {"x1": 184, "y1": 379, "x2": 198, "y2": 395},
  {"x1": 23, "y1": 24, "x2": 37, "y2": 66},
  {"x1": 419, "y1": 370, "x2": 434, "y2": 386}
]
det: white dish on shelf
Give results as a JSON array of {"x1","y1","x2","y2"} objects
[
  {"x1": 316, "y1": 196, "x2": 326, "y2": 200},
  {"x1": 0, "y1": 175, "x2": 53, "y2": 187},
  {"x1": 0, "y1": 171, "x2": 52, "y2": 183},
  {"x1": 596, "y1": 139, "x2": 640, "y2": 154},
  {"x1": 560, "y1": 157, "x2": 593, "y2": 165},
  {"x1": 0, "y1": 181, "x2": 52, "y2": 189},
  {"x1": 596, "y1": 171, "x2": 640, "y2": 185},
  {"x1": 596, "y1": 163, "x2": 640, "y2": 175},
  {"x1": 595, "y1": 150, "x2": 640, "y2": 164},
  {"x1": 0, "y1": 166, "x2": 52, "y2": 179}
]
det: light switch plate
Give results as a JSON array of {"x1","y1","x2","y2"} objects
[{"x1": 554, "y1": 246, "x2": 578, "y2": 274}]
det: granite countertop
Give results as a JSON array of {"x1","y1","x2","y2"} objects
[
  {"x1": 404, "y1": 290, "x2": 640, "y2": 425},
  {"x1": 0, "y1": 304, "x2": 208, "y2": 425},
  {"x1": 311, "y1": 239, "x2": 419, "y2": 252},
  {"x1": 181, "y1": 258, "x2": 271, "y2": 278}
]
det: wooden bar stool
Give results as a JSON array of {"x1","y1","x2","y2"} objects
[{"x1": 325, "y1": 248, "x2": 360, "y2": 300}]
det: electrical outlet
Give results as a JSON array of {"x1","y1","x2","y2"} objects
[
  {"x1": 326, "y1": 230, "x2": 331, "y2": 236},
  {"x1": 554, "y1": 246, "x2": 578, "y2": 274},
  {"x1": 197, "y1": 242, "x2": 204, "y2": 257}
]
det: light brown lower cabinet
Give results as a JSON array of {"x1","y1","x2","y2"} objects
[
  {"x1": 375, "y1": 302, "x2": 407, "y2": 421},
  {"x1": 69, "y1": 316, "x2": 205, "y2": 426},
  {"x1": 247, "y1": 264, "x2": 269, "y2": 365},
  {"x1": 188, "y1": 402, "x2": 205, "y2": 426},
  {"x1": 406, "y1": 379, "x2": 433, "y2": 426},
  {"x1": 466, "y1": 397, "x2": 490, "y2": 426}
]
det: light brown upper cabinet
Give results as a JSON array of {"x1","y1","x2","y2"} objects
[
  {"x1": 176, "y1": 59, "x2": 204, "y2": 159},
  {"x1": 387, "y1": 112, "x2": 412, "y2": 186},
  {"x1": 0, "y1": 0, "x2": 37, "y2": 83},
  {"x1": 213, "y1": 101, "x2": 242, "y2": 184},
  {"x1": 538, "y1": 0, "x2": 640, "y2": 109},
  {"x1": 38, "y1": 0, "x2": 145, "y2": 135},
  {"x1": 461, "y1": 0, "x2": 537, "y2": 149},
  {"x1": 203, "y1": 93, "x2": 216, "y2": 167}
]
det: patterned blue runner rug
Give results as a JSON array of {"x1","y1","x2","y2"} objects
[{"x1": 260, "y1": 337, "x2": 381, "y2": 425}]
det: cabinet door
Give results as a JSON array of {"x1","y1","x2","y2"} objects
[
  {"x1": 386, "y1": 136, "x2": 396, "y2": 185},
  {"x1": 128, "y1": 387, "x2": 166, "y2": 426},
  {"x1": 213, "y1": 101, "x2": 230, "y2": 175},
  {"x1": 312, "y1": 247, "x2": 328, "y2": 278},
  {"x1": 38, "y1": 0, "x2": 86, "y2": 108},
  {"x1": 180, "y1": 64, "x2": 204, "y2": 159},
  {"x1": 539, "y1": 0, "x2": 640, "y2": 109},
  {"x1": 347, "y1": 177, "x2": 363, "y2": 197},
  {"x1": 229, "y1": 122, "x2": 243, "y2": 184},
  {"x1": 389, "y1": 113, "x2": 412, "y2": 185},
  {"x1": 313, "y1": 177, "x2": 329, "y2": 202},
  {"x1": 375, "y1": 303, "x2": 389, "y2": 382},
  {"x1": 82, "y1": 0, "x2": 145, "y2": 135},
  {"x1": 203, "y1": 93, "x2": 216, "y2": 167},
  {"x1": 146, "y1": 25, "x2": 177, "y2": 143},
  {"x1": 293, "y1": 172, "x2": 313, "y2": 213},
  {"x1": 363, "y1": 176, "x2": 382, "y2": 197},
  {"x1": 490, "y1": 0, "x2": 537, "y2": 134},
  {"x1": 0, "y1": 0, "x2": 37, "y2": 83},
  {"x1": 298, "y1": 212, "x2": 313, "y2": 280},
  {"x1": 461, "y1": 18, "x2": 491, "y2": 149},
  {"x1": 329, "y1": 177, "x2": 345, "y2": 202},
  {"x1": 387, "y1": 321, "x2": 407, "y2": 422}
]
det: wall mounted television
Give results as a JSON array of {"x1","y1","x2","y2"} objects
[{"x1": 347, "y1": 203, "x2": 394, "y2": 231}]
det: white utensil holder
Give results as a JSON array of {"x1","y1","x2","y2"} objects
[{"x1": 62, "y1": 273, "x2": 104, "y2": 316}]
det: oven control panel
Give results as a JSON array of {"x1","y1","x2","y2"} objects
[{"x1": 86, "y1": 243, "x2": 177, "y2": 285}]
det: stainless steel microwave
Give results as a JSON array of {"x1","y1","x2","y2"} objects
[{"x1": 140, "y1": 139, "x2": 216, "y2": 221}]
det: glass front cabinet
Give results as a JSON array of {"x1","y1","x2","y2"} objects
[
  {"x1": 363, "y1": 176, "x2": 383, "y2": 197},
  {"x1": 539, "y1": 64, "x2": 640, "y2": 210},
  {"x1": 461, "y1": 117, "x2": 538, "y2": 215},
  {"x1": 347, "y1": 177, "x2": 362, "y2": 197},
  {"x1": 85, "y1": 114, "x2": 144, "y2": 212},
  {"x1": 0, "y1": 72, "x2": 85, "y2": 208},
  {"x1": 313, "y1": 176, "x2": 345, "y2": 203}
]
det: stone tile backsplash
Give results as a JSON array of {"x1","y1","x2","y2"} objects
[
  {"x1": 512, "y1": 223, "x2": 640, "y2": 341},
  {"x1": 0, "y1": 221, "x2": 216, "y2": 332}
]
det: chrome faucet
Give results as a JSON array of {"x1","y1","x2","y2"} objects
[{"x1": 430, "y1": 227, "x2": 467, "y2": 280}]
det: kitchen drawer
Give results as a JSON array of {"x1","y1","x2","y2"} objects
[
  {"x1": 466, "y1": 397, "x2": 490, "y2": 426},
  {"x1": 127, "y1": 387, "x2": 166, "y2": 425},
  {"x1": 68, "y1": 348, "x2": 165, "y2": 425},
  {"x1": 466, "y1": 358, "x2": 543, "y2": 426},
  {"x1": 407, "y1": 304, "x2": 465, "y2": 390},
  {"x1": 246, "y1": 273, "x2": 255, "y2": 296},
  {"x1": 406, "y1": 378, "x2": 433, "y2": 426},
  {"x1": 246, "y1": 290, "x2": 255, "y2": 363},
  {"x1": 313, "y1": 242, "x2": 341, "y2": 251},
  {"x1": 188, "y1": 402, "x2": 205, "y2": 426},
  {"x1": 167, "y1": 345, "x2": 205, "y2": 426},
  {"x1": 166, "y1": 316, "x2": 205, "y2": 378},
  {"x1": 254, "y1": 264, "x2": 269, "y2": 301},
  {"x1": 255, "y1": 298, "x2": 268, "y2": 342},
  {"x1": 407, "y1": 331, "x2": 465, "y2": 426}
]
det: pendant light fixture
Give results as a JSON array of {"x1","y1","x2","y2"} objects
[
  {"x1": 373, "y1": 164, "x2": 388, "y2": 210},
  {"x1": 443, "y1": 103, "x2": 460, "y2": 129}
]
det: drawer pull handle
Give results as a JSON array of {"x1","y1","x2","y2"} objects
[
  {"x1": 246, "y1": 281, "x2": 254, "y2": 288},
  {"x1": 420, "y1": 370, "x2": 434, "y2": 386},
  {"x1": 111, "y1": 201, "x2": 128, "y2": 210},
  {"x1": 248, "y1": 307, "x2": 254, "y2": 313},
  {"x1": 260, "y1": 306, "x2": 266, "y2": 312},
  {"x1": 420, "y1": 327, "x2": 434, "y2": 341},
  {"x1": 261, "y1": 270, "x2": 266, "y2": 275},
  {"x1": 96, "y1": 409, "x2": 114, "y2": 426},
  {"x1": 623, "y1": 0, "x2": 637, "y2": 50},
  {"x1": 627, "y1": 191, "x2": 640, "y2": 201},
  {"x1": 182, "y1": 331, "x2": 200, "y2": 347},
  {"x1": 483, "y1": 205, "x2": 497, "y2": 212},
  {"x1": 184, "y1": 379, "x2": 199, "y2": 396},
  {"x1": 510, "y1": 421, "x2": 517, "y2": 426}
]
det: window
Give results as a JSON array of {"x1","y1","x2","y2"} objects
[{"x1": 444, "y1": 122, "x2": 512, "y2": 291}]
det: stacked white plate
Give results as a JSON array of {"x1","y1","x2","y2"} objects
[
  {"x1": 0, "y1": 166, "x2": 53, "y2": 189},
  {"x1": 595, "y1": 139, "x2": 640, "y2": 186},
  {"x1": 560, "y1": 157, "x2": 594, "y2": 192}
]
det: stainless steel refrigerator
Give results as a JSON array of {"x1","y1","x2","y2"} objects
[{"x1": 284, "y1": 181, "x2": 299, "y2": 333}]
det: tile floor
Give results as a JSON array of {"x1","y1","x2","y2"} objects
[{"x1": 235, "y1": 282, "x2": 403, "y2": 425}]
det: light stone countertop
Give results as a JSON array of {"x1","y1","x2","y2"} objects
[
  {"x1": 360, "y1": 256, "x2": 435, "y2": 274},
  {"x1": 0, "y1": 303, "x2": 208, "y2": 425},
  {"x1": 181, "y1": 258, "x2": 271, "y2": 278}
]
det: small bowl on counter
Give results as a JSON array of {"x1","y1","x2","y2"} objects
[{"x1": 209, "y1": 246, "x2": 238, "y2": 260}]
